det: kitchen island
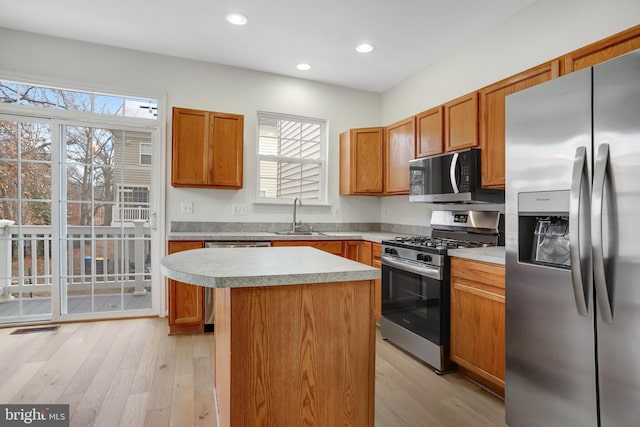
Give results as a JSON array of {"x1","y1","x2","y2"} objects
[{"x1": 160, "y1": 246, "x2": 380, "y2": 427}]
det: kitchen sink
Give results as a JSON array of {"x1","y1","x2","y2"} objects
[{"x1": 271, "y1": 231, "x2": 326, "y2": 236}]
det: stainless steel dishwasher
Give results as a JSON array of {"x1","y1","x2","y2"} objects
[{"x1": 203, "y1": 241, "x2": 271, "y2": 332}]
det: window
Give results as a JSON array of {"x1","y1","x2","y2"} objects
[
  {"x1": 139, "y1": 143, "x2": 152, "y2": 165},
  {"x1": 257, "y1": 112, "x2": 326, "y2": 202},
  {"x1": 119, "y1": 185, "x2": 150, "y2": 207},
  {"x1": 0, "y1": 80, "x2": 158, "y2": 120}
]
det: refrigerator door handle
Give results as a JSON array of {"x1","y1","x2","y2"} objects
[
  {"x1": 569, "y1": 146, "x2": 590, "y2": 316},
  {"x1": 449, "y1": 152, "x2": 459, "y2": 193},
  {"x1": 592, "y1": 143, "x2": 614, "y2": 324}
]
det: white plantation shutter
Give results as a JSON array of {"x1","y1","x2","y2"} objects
[{"x1": 257, "y1": 112, "x2": 326, "y2": 201}]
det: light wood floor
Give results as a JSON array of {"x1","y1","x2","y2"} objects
[{"x1": 0, "y1": 317, "x2": 506, "y2": 427}]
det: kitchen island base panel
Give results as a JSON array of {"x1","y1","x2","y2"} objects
[{"x1": 214, "y1": 280, "x2": 375, "y2": 427}]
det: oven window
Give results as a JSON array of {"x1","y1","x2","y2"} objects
[{"x1": 381, "y1": 264, "x2": 446, "y2": 345}]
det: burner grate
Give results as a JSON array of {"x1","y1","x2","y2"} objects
[{"x1": 390, "y1": 236, "x2": 496, "y2": 250}]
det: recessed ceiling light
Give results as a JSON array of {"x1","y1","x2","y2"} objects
[
  {"x1": 226, "y1": 13, "x2": 247, "y2": 25},
  {"x1": 296, "y1": 63, "x2": 311, "y2": 71},
  {"x1": 356, "y1": 43, "x2": 374, "y2": 53}
]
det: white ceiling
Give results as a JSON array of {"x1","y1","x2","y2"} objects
[{"x1": 0, "y1": 0, "x2": 538, "y2": 92}]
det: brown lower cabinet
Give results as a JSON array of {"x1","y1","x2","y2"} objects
[
  {"x1": 344, "y1": 240, "x2": 362, "y2": 261},
  {"x1": 360, "y1": 241, "x2": 382, "y2": 320},
  {"x1": 270, "y1": 240, "x2": 346, "y2": 256},
  {"x1": 371, "y1": 243, "x2": 382, "y2": 320},
  {"x1": 167, "y1": 239, "x2": 380, "y2": 334},
  {"x1": 450, "y1": 257, "x2": 505, "y2": 396},
  {"x1": 167, "y1": 240, "x2": 205, "y2": 334}
]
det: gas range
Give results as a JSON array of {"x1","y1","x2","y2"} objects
[
  {"x1": 381, "y1": 210, "x2": 503, "y2": 266},
  {"x1": 380, "y1": 236, "x2": 496, "y2": 272},
  {"x1": 379, "y1": 210, "x2": 503, "y2": 373}
]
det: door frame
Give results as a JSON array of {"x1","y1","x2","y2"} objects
[{"x1": 0, "y1": 91, "x2": 166, "y2": 323}]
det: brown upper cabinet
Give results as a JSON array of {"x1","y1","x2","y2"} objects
[
  {"x1": 415, "y1": 106, "x2": 444, "y2": 158},
  {"x1": 479, "y1": 60, "x2": 561, "y2": 189},
  {"x1": 384, "y1": 117, "x2": 415, "y2": 195},
  {"x1": 563, "y1": 25, "x2": 640, "y2": 74},
  {"x1": 172, "y1": 107, "x2": 244, "y2": 188},
  {"x1": 444, "y1": 92, "x2": 479, "y2": 152},
  {"x1": 338, "y1": 26, "x2": 639, "y2": 193},
  {"x1": 340, "y1": 127, "x2": 384, "y2": 195}
]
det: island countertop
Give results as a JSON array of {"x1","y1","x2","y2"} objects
[{"x1": 160, "y1": 246, "x2": 381, "y2": 288}]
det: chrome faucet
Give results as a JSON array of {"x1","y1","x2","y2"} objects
[{"x1": 292, "y1": 197, "x2": 302, "y2": 231}]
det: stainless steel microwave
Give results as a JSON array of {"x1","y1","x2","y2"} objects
[{"x1": 409, "y1": 148, "x2": 504, "y2": 204}]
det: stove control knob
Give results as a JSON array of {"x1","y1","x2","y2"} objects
[
  {"x1": 417, "y1": 254, "x2": 432, "y2": 262},
  {"x1": 385, "y1": 248, "x2": 397, "y2": 255}
]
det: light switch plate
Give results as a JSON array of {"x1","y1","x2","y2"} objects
[
  {"x1": 181, "y1": 201, "x2": 193, "y2": 214},
  {"x1": 232, "y1": 204, "x2": 248, "y2": 216}
]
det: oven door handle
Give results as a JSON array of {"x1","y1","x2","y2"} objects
[{"x1": 382, "y1": 255, "x2": 442, "y2": 280}]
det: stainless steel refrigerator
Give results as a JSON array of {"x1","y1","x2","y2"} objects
[{"x1": 505, "y1": 49, "x2": 640, "y2": 427}]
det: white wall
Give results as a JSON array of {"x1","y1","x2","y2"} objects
[
  {"x1": 380, "y1": 0, "x2": 640, "y2": 225},
  {"x1": 0, "y1": 27, "x2": 383, "y2": 233}
]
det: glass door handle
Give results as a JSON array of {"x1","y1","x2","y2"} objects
[{"x1": 150, "y1": 211, "x2": 157, "y2": 231}]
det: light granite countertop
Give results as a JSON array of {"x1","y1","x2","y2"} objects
[
  {"x1": 160, "y1": 246, "x2": 381, "y2": 288},
  {"x1": 166, "y1": 231, "x2": 406, "y2": 244},
  {"x1": 447, "y1": 246, "x2": 505, "y2": 265}
]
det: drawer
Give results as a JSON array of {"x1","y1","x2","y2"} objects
[
  {"x1": 271, "y1": 240, "x2": 344, "y2": 256},
  {"x1": 451, "y1": 257, "x2": 505, "y2": 294}
]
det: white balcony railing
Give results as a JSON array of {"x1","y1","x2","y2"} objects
[
  {"x1": 111, "y1": 204, "x2": 150, "y2": 223},
  {"x1": 0, "y1": 222, "x2": 151, "y2": 302}
]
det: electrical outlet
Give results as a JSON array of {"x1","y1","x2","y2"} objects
[
  {"x1": 181, "y1": 201, "x2": 193, "y2": 214},
  {"x1": 232, "y1": 204, "x2": 248, "y2": 216},
  {"x1": 333, "y1": 208, "x2": 341, "y2": 217},
  {"x1": 383, "y1": 209, "x2": 389, "y2": 217}
]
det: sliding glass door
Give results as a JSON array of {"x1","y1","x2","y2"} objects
[
  {"x1": 60, "y1": 124, "x2": 154, "y2": 315},
  {"x1": 0, "y1": 115, "x2": 157, "y2": 323},
  {"x1": 0, "y1": 116, "x2": 54, "y2": 322}
]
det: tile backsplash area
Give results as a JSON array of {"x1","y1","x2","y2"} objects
[{"x1": 171, "y1": 221, "x2": 431, "y2": 235}]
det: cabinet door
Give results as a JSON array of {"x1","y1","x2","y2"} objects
[
  {"x1": 172, "y1": 107, "x2": 244, "y2": 188},
  {"x1": 360, "y1": 241, "x2": 372, "y2": 266},
  {"x1": 172, "y1": 108, "x2": 209, "y2": 186},
  {"x1": 444, "y1": 92, "x2": 478, "y2": 152},
  {"x1": 384, "y1": 117, "x2": 415, "y2": 195},
  {"x1": 168, "y1": 240, "x2": 205, "y2": 334},
  {"x1": 340, "y1": 127, "x2": 384, "y2": 194},
  {"x1": 343, "y1": 241, "x2": 361, "y2": 261},
  {"x1": 479, "y1": 60, "x2": 560, "y2": 189},
  {"x1": 209, "y1": 113, "x2": 243, "y2": 188},
  {"x1": 371, "y1": 243, "x2": 382, "y2": 320},
  {"x1": 563, "y1": 25, "x2": 640, "y2": 73},
  {"x1": 450, "y1": 257, "x2": 505, "y2": 394},
  {"x1": 271, "y1": 240, "x2": 344, "y2": 256},
  {"x1": 415, "y1": 106, "x2": 444, "y2": 158}
]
